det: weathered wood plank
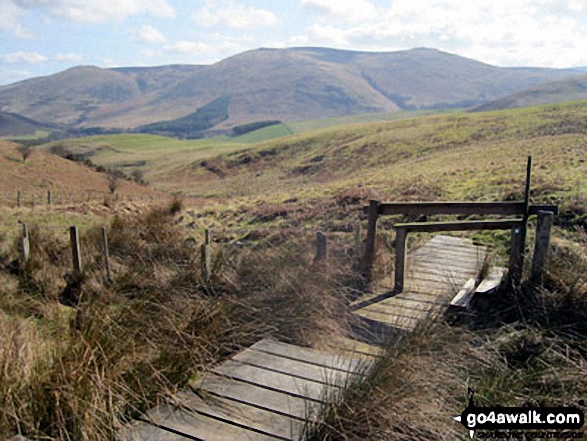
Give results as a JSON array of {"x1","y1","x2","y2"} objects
[
  {"x1": 232, "y1": 349, "x2": 360, "y2": 385},
  {"x1": 175, "y1": 390, "x2": 305, "y2": 440},
  {"x1": 368, "y1": 201, "x2": 556, "y2": 217},
  {"x1": 119, "y1": 419, "x2": 191, "y2": 441},
  {"x1": 213, "y1": 361, "x2": 336, "y2": 402},
  {"x1": 450, "y1": 278, "x2": 477, "y2": 308},
  {"x1": 143, "y1": 404, "x2": 283, "y2": 441},
  {"x1": 192, "y1": 374, "x2": 318, "y2": 421},
  {"x1": 476, "y1": 267, "x2": 507, "y2": 294},
  {"x1": 249, "y1": 339, "x2": 369, "y2": 374},
  {"x1": 378, "y1": 201, "x2": 526, "y2": 216},
  {"x1": 323, "y1": 336, "x2": 384, "y2": 359},
  {"x1": 395, "y1": 219, "x2": 523, "y2": 233}
]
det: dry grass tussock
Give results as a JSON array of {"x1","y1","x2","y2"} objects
[
  {"x1": 0, "y1": 201, "x2": 355, "y2": 440},
  {"x1": 309, "y1": 232, "x2": 587, "y2": 441}
]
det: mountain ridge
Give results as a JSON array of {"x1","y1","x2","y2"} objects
[{"x1": 0, "y1": 47, "x2": 581, "y2": 131}]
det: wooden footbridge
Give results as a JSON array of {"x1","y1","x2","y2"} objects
[
  {"x1": 121, "y1": 158, "x2": 557, "y2": 441},
  {"x1": 122, "y1": 235, "x2": 490, "y2": 441}
]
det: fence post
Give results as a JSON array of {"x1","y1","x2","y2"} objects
[
  {"x1": 201, "y1": 229, "x2": 211, "y2": 285},
  {"x1": 20, "y1": 223, "x2": 30, "y2": 263},
  {"x1": 102, "y1": 227, "x2": 112, "y2": 282},
  {"x1": 353, "y1": 224, "x2": 362, "y2": 271},
  {"x1": 69, "y1": 226, "x2": 82, "y2": 276},
  {"x1": 394, "y1": 227, "x2": 407, "y2": 292},
  {"x1": 508, "y1": 224, "x2": 524, "y2": 287},
  {"x1": 530, "y1": 211, "x2": 554, "y2": 286},
  {"x1": 47, "y1": 190, "x2": 52, "y2": 205},
  {"x1": 17, "y1": 190, "x2": 21, "y2": 207},
  {"x1": 361, "y1": 200, "x2": 380, "y2": 287},
  {"x1": 314, "y1": 231, "x2": 327, "y2": 262}
]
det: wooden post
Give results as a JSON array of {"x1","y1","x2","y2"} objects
[
  {"x1": 17, "y1": 190, "x2": 21, "y2": 207},
  {"x1": 353, "y1": 223, "x2": 362, "y2": 270},
  {"x1": 20, "y1": 223, "x2": 30, "y2": 263},
  {"x1": 201, "y1": 229, "x2": 211, "y2": 284},
  {"x1": 88, "y1": 191, "x2": 92, "y2": 202},
  {"x1": 508, "y1": 224, "x2": 524, "y2": 287},
  {"x1": 101, "y1": 227, "x2": 112, "y2": 282},
  {"x1": 362, "y1": 200, "x2": 380, "y2": 286},
  {"x1": 394, "y1": 227, "x2": 408, "y2": 292},
  {"x1": 69, "y1": 226, "x2": 82, "y2": 275},
  {"x1": 47, "y1": 190, "x2": 52, "y2": 205},
  {"x1": 531, "y1": 211, "x2": 554, "y2": 285},
  {"x1": 314, "y1": 231, "x2": 327, "y2": 262}
]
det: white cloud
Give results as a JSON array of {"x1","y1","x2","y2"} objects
[
  {"x1": 55, "y1": 53, "x2": 83, "y2": 62},
  {"x1": 290, "y1": 24, "x2": 349, "y2": 47},
  {"x1": 101, "y1": 58, "x2": 119, "y2": 67},
  {"x1": 0, "y1": 1, "x2": 31, "y2": 38},
  {"x1": 2, "y1": 51, "x2": 48, "y2": 63},
  {"x1": 132, "y1": 25, "x2": 166, "y2": 44},
  {"x1": 164, "y1": 40, "x2": 218, "y2": 55},
  {"x1": 301, "y1": 0, "x2": 378, "y2": 23},
  {"x1": 194, "y1": 1, "x2": 277, "y2": 29},
  {"x1": 293, "y1": 0, "x2": 587, "y2": 67},
  {"x1": 3, "y1": 0, "x2": 175, "y2": 30}
]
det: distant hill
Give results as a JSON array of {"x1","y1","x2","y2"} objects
[
  {"x1": 0, "y1": 111, "x2": 57, "y2": 137},
  {"x1": 471, "y1": 75, "x2": 587, "y2": 112},
  {"x1": 0, "y1": 47, "x2": 581, "y2": 131}
]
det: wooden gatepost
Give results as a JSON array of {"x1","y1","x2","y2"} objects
[{"x1": 361, "y1": 157, "x2": 558, "y2": 293}]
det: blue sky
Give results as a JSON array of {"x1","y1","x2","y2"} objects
[{"x1": 1, "y1": 0, "x2": 587, "y2": 85}]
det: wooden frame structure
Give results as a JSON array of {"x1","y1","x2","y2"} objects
[{"x1": 361, "y1": 157, "x2": 558, "y2": 291}]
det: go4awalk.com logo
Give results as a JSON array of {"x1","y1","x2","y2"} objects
[{"x1": 454, "y1": 389, "x2": 585, "y2": 439}]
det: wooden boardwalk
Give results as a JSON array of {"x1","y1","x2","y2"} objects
[
  {"x1": 352, "y1": 235, "x2": 486, "y2": 333},
  {"x1": 121, "y1": 235, "x2": 485, "y2": 441}
]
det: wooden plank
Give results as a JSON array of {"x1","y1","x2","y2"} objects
[
  {"x1": 377, "y1": 201, "x2": 526, "y2": 216},
  {"x1": 213, "y1": 361, "x2": 335, "y2": 402},
  {"x1": 143, "y1": 404, "x2": 283, "y2": 441},
  {"x1": 193, "y1": 374, "x2": 318, "y2": 421},
  {"x1": 119, "y1": 420, "x2": 191, "y2": 441},
  {"x1": 394, "y1": 219, "x2": 523, "y2": 233},
  {"x1": 367, "y1": 202, "x2": 555, "y2": 217},
  {"x1": 476, "y1": 267, "x2": 507, "y2": 294},
  {"x1": 450, "y1": 278, "x2": 477, "y2": 308},
  {"x1": 323, "y1": 336, "x2": 384, "y2": 359},
  {"x1": 175, "y1": 390, "x2": 305, "y2": 440},
  {"x1": 232, "y1": 349, "x2": 360, "y2": 385},
  {"x1": 354, "y1": 309, "x2": 419, "y2": 331},
  {"x1": 249, "y1": 339, "x2": 369, "y2": 374}
]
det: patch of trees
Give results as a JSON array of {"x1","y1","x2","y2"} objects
[
  {"x1": 138, "y1": 96, "x2": 231, "y2": 139},
  {"x1": 49, "y1": 143, "x2": 147, "y2": 186},
  {"x1": 231, "y1": 120, "x2": 282, "y2": 136}
]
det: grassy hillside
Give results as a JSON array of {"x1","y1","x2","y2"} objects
[
  {"x1": 0, "y1": 140, "x2": 157, "y2": 197},
  {"x1": 0, "y1": 47, "x2": 580, "y2": 130},
  {"x1": 171, "y1": 100, "x2": 587, "y2": 208},
  {"x1": 473, "y1": 75, "x2": 587, "y2": 112}
]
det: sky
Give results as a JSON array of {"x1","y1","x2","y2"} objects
[{"x1": 1, "y1": 0, "x2": 587, "y2": 85}]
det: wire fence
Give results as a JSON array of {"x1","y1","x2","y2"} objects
[{"x1": 0, "y1": 189, "x2": 174, "y2": 208}]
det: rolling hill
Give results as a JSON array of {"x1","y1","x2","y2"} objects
[
  {"x1": 471, "y1": 75, "x2": 587, "y2": 112},
  {"x1": 0, "y1": 140, "x2": 157, "y2": 197},
  {"x1": 0, "y1": 47, "x2": 580, "y2": 132},
  {"x1": 0, "y1": 111, "x2": 57, "y2": 137}
]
